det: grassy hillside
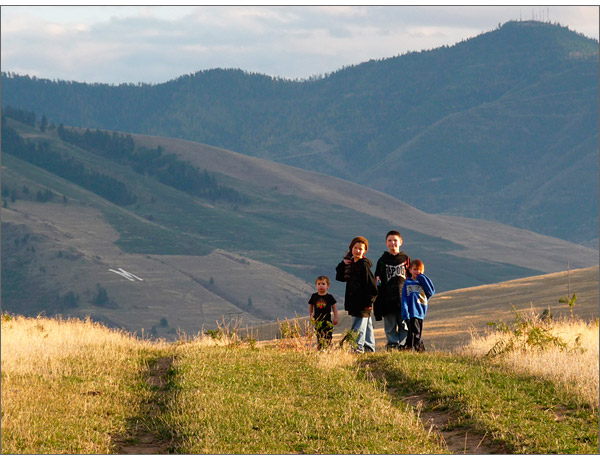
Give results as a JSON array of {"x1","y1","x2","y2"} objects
[
  {"x1": 2, "y1": 115, "x2": 597, "y2": 337},
  {"x1": 2, "y1": 21, "x2": 598, "y2": 245},
  {"x1": 250, "y1": 265, "x2": 600, "y2": 350},
  {"x1": 2, "y1": 304, "x2": 598, "y2": 454}
]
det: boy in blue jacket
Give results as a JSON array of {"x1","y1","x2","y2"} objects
[{"x1": 401, "y1": 259, "x2": 435, "y2": 352}]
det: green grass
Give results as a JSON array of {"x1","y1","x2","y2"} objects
[
  {"x1": 362, "y1": 351, "x2": 599, "y2": 454},
  {"x1": 3, "y1": 314, "x2": 598, "y2": 454},
  {"x1": 128, "y1": 343, "x2": 599, "y2": 454},
  {"x1": 161, "y1": 345, "x2": 447, "y2": 454}
]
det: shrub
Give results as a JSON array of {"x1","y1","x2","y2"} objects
[{"x1": 486, "y1": 304, "x2": 568, "y2": 356}]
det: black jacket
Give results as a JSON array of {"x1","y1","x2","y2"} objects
[
  {"x1": 336, "y1": 257, "x2": 378, "y2": 317},
  {"x1": 373, "y1": 251, "x2": 410, "y2": 320}
]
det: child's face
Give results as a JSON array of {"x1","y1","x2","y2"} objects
[
  {"x1": 410, "y1": 265, "x2": 423, "y2": 279},
  {"x1": 316, "y1": 280, "x2": 329, "y2": 294},
  {"x1": 386, "y1": 235, "x2": 402, "y2": 254},
  {"x1": 352, "y1": 242, "x2": 367, "y2": 260}
]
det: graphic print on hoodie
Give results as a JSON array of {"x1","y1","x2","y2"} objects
[{"x1": 374, "y1": 251, "x2": 410, "y2": 319}]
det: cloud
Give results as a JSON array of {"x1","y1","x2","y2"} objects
[{"x1": 1, "y1": 6, "x2": 598, "y2": 84}]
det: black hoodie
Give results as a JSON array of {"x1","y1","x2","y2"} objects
[{"x1": 374, "y1": 251, "x2": 410, "y2": 320}]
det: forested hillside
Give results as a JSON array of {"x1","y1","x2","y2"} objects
[
  {"x1": 2, "y1": 21, "x2": 598, "y2": 246},
  {"x1": 3, "y1": 108, "x2": 597, "y2": 336}
]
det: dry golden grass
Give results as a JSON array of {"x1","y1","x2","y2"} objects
[
  {"x1": 3, "y1": 309, "x2": 598, "y2": 455},
  {"x1": 461, "y1": 313, "x2": 599, "y2": 408},
  {"x1": 1, "y1": 313, "x2": 166, "y2": 454}
]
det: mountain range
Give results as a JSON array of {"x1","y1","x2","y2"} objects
[
  {"x1": 1, "y1": 20, "x2": 598, "y2": 337},
  {"x1": 1, "y1": 20, "x2": 598, "y2": 247},
  {"x1": 1, "y1": 112, "x2": 597, "y2": 338}
]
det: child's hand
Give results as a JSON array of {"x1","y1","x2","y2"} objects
[{"x1": 333, "y1": 317, "x2": 339, "y2": 326}]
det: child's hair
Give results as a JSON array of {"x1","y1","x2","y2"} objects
[
  {"x1": 386, "y1": 230, "x2": 402, "y2": 240},
  {"x1": 349, "y1": 236, "x2": 369, "y2": 252},
  {"x1": 411, "y1": 259, "x2": 425, "y2": 270},
  {"x1": 315, "y1": 275, "x2": 331, "y2": 286}
]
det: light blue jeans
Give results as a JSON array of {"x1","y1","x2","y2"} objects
[
  {"x1": 351, "y1": 315, "x2": 376, "y2": 352},
  {"x1": 383, "y1": 311, "x2": 408, "y2": 347}
]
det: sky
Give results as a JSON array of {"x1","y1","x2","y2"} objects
[{"x1": 1, "y1": 5, "x2": 599, "y2": 85}]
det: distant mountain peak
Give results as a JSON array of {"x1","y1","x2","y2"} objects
[
  {"x1": 2, "y1": 19, "x2": 598, "y2": 247},
  {"x1": 497, "y1": 19, "x2": 599, "y2": 54}
]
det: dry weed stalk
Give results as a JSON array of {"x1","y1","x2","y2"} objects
[
  {"x1": 462, "y1": 308, "x2": 599, "y2": 407},
  {"x1": 176, "y1": 315, "x2": 258, "y2": 349},
  {"x1": 276, "y1": 316, "x2": 316, "y2": 351}
]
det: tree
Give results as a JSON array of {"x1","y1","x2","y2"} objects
[
  {"x1": 61, "y1": 291, "x2": 79, "y2": 309},
  {"x1": 93, "y1": 284, "x2": 109, "y2": 306},
  {"x1": 40, "y1": 114, "x2": 48, "y2": 132}
]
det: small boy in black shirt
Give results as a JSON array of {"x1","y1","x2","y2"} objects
[{"x1": 308, "y1": 275, "x2": 339, "y2": 349}]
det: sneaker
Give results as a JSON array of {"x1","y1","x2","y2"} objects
[
  {"x1": 352, "y1": 347, "x2": 365, "y2": 354},
  {"x1": 385, "y1": 343, "x2": 399, "y2": 351}
]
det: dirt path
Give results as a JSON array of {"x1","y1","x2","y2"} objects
[
  {"x1": 361, "y1": 360, "x2": 509, "y2": 454},
  {"x1": 399, "y1": 393, "x2": 508, "y2": 454},
  {"x1": 112, "y1": 356, "x2": 175, "y2": 454}
]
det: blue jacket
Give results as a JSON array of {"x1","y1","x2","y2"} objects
[{"x1": 401, "y1": 274, "x2": 435, "y2": 320}]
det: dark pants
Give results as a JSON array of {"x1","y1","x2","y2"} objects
[{"x1": 406, "y1": 317, "x2": 424, "y2": 351}]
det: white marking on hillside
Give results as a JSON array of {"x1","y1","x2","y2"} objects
[{"x1": 109, "y1": 268, "x2": 144, "y2": 282}]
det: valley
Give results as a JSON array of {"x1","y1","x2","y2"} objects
[{"x1": 1, "y1": 118, "x2": 597, "y2": 337}]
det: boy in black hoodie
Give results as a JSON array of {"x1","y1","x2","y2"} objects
[
  {"x1": 374, "y1": 231, "x2": 411, "y2": 350},
  {"x1": 335, "y1": 236, "x2": 378, "y2": 353}
]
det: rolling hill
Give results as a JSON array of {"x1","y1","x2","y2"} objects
[
  {"x1": 1, "y1": 113, "x2": 597, "y2": 338},
  {"x1": 1, "y1": 20, "x2": 598, "y2": 246},
  {"x1": 250, "y1": 265, "x2": 600, "y2": 352}
]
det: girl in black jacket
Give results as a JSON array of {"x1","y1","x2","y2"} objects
[{"x1": 336, "y1": 236, "x2": 378, "y2": 353}]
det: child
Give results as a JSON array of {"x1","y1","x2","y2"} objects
[
  {"x1": 374, "y1": 230, "x2": 411, "y2": 350},
  {"x1": 335, "y1": 236, "x2": 378, "y2": 353},
  {"x1": 401, "y1": 259, "x2": 435, "y2": 352},
  {"x1": 308, "y1": 276, "x2": 339, "y2": 349}
]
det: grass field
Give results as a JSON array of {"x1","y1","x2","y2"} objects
[
  {"x1": 0, "y1": 314, "x2": 167, "y2": 454},
  {"x1": 2, "y1": 310, "x2": 598, "y2": 454}
]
